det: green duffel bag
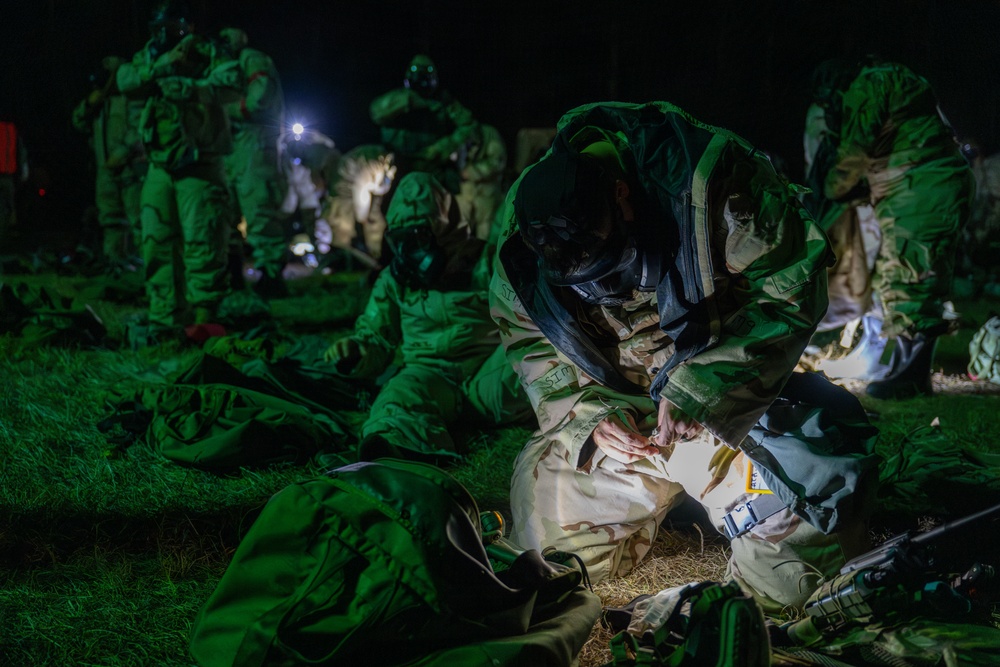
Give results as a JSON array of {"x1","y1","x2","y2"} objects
[{"x1": 189, "y1": 459, "x2": 602, "y2": 666}]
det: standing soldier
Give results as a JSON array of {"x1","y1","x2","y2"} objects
[
  {"x1": 814, "y1": 58, "x2": 974, "y2": 399},
  {"x1": 216, "y1": 27, "x2": 289, "y2": 298},
  {"x1": 72, "y1": 56, "x2": 147, "y2": 270},
  {"x1": 456, "y1": 122, "x2": 507, "y2": 241},
  {"x1": 117, "y1": 0, "x2": 237, "y2": 341},
  {"x1": 370, "y1": 54, "x2": 477, "y2": 196}
]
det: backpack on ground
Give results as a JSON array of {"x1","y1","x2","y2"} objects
[{"x1": 601, "y1": 581, "x2": 770, "y2": 667}]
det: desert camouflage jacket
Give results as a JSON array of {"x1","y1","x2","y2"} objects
[{"x1": 490, "y1": 101, "x2": 832, "y2": 455}]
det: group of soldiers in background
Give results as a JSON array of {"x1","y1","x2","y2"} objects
[
  {"x1": 68, "y1": 0, "x2": 510, "y2": 344},
  {"x1": 49, "y1": 0, "x2": 995, "y2": 410}
]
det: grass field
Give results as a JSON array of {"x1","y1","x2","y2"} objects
[{"x1": 2, "y1": 267, "x2": 999, "y2": 666}]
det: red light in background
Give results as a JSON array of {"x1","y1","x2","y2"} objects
[{"x1": 38, "y1": 188, "x2": 46, "y2": 196}]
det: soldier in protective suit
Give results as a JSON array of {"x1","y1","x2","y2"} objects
[
  {"x1": 72, "y1": 56, "x2": 147, "y2": 268},
  {"x1": 216, "y1": 27, "x2": 289, "y2": 298},
  {"x1": 456, "y1": 122, "x2": 507, "y2": 242},
  {"x1": 117, "y1": 0, "x2": 238, "y2": 337},
  {"x1": 369, "y1": 54, "x2": 477, "y2": 195},
  {"x1": 490, "y1": 101, "x2": 871, "y2": 614},
  {"x1": 324, "y1": 171, "x2": 528, "y2": 461},
  {"x1": 815, "y1": 59, "x2": 974, "y2": 399}
]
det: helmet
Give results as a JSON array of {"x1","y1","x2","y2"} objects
[
  {"x1": 149, "y1": 0, "x2": 191, "y2": 53},
  {"x1": 514, "y1": 151, "x2": 632, "y2": 287},
  {"x1": 403, "y1": 54, "x2": 439, "y2": 96}
]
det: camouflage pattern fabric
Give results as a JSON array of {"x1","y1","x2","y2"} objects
[
  {"x1": 221, "y1": 46, "x2": 287, "y2": 279},
  {"x1": 490, "y1": 102, "x2": 849, "y2": 611},
  {"x1": 118, "y1": 36, "x2": 239, "y2": 328},
  {"x1": 337, "y1": 172, "x2": 528, "y2": 460},
  {"x1": 369, "y1": 86, "x2": 477, "y2": 193},
  {"x1": 809, "y1": 619, "x2": 1000, "y2": 667},
  {"x1": 824, "y1": 62, "x2": 974, "y2": 337},
  {"x1": 492, "y1": 101, "x2": 832, "y2": 452},
  {"x1": 140, "y1": 161, "x2": 230, "y2": 328},
  {"x1": 456, "y1": 123, "x2": 508, "y2": 241},
  {"x1": 72, "y1": 89, "x2": 146, "y2": 261},
  {"x1": 324, "y1": 144, "x2": 395, "y2": 258},
  {"x1": 509, "y1": 420, "x2": 867, "y2": 614},
  {"x1": 802, "y1": 103, "x2": 881, "y2": 333},
  {"x1": 343, "y1": 266, "x2": 527, "y2": 460}
]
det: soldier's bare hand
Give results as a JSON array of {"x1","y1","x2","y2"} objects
[
  {"x1": 652, "y1": 399, "x2": 704, "y2": 447},
  {"x1": 592, "y1": 412, "x2": 659, "y2": 464}
]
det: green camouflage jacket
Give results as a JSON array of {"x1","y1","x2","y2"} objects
[
  {"x1": 343, "y1": 172, "x2": 497, "y2": 380},
  {"x1": 490, "y1": 101, "x2": 832, "y2": 456},
  {"x1": 345, "y1": 268, "x2": 500, "y2": 380},
  {"x1": 221, "y1": 47, "x2": 285, "y2": 142},
  {"x1": 825, "y1": 62, "x2": 962, "y2": 203},
  {"x1": 369, "y1": 87, "x2": 476, "y2": 169},
  {"x1": 117, "y1": 35, "x2": 238, "y2": 170},
  {"x1": 72, "y1": 91, "x2": 145, "y2": 170}
]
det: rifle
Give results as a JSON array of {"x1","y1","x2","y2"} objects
[{"x1": 782, "y1": 501, "x2": 1000, "y2": 646}]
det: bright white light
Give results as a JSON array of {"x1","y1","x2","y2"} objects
[{"x1": 291, "y1": 122, "x2": 304, "y2": 135}]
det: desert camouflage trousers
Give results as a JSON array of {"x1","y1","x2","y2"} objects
[{"x1": 509, "y1": 418, "x2": 868, "y2": 615}]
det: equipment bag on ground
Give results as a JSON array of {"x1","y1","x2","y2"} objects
[{"x1": 189, "y1": 458, "x2": 602, "y2": 666}]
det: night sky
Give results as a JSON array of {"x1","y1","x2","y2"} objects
[{"x1": 2, "y1": 0, "x2": 997, "y2": 250}]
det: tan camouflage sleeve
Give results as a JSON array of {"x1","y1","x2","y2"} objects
[
  {"x1": 660, "y1": 166, "x2": 832, "y2": 448},
  {"x1": 489, "y1": 207, "x2": 656, "y2": 465}
]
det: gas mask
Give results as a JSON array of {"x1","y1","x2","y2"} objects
[
  {"x1": 386, "y1": 225, "x2": 447, "y2": 290},
  {"x1": 403, "y1": 55, "x2": 439, "y2": 98},
  {"x1": 568, "y1": 238, "x2": 662, "y2": 306}
]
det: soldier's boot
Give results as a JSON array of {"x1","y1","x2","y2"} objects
[
  {"x1": 817, "y1": 314, "x2": 891, "y2": 381},
  {"x1": 865, "y1": 332, "x2": 937, "y2": 400}
]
